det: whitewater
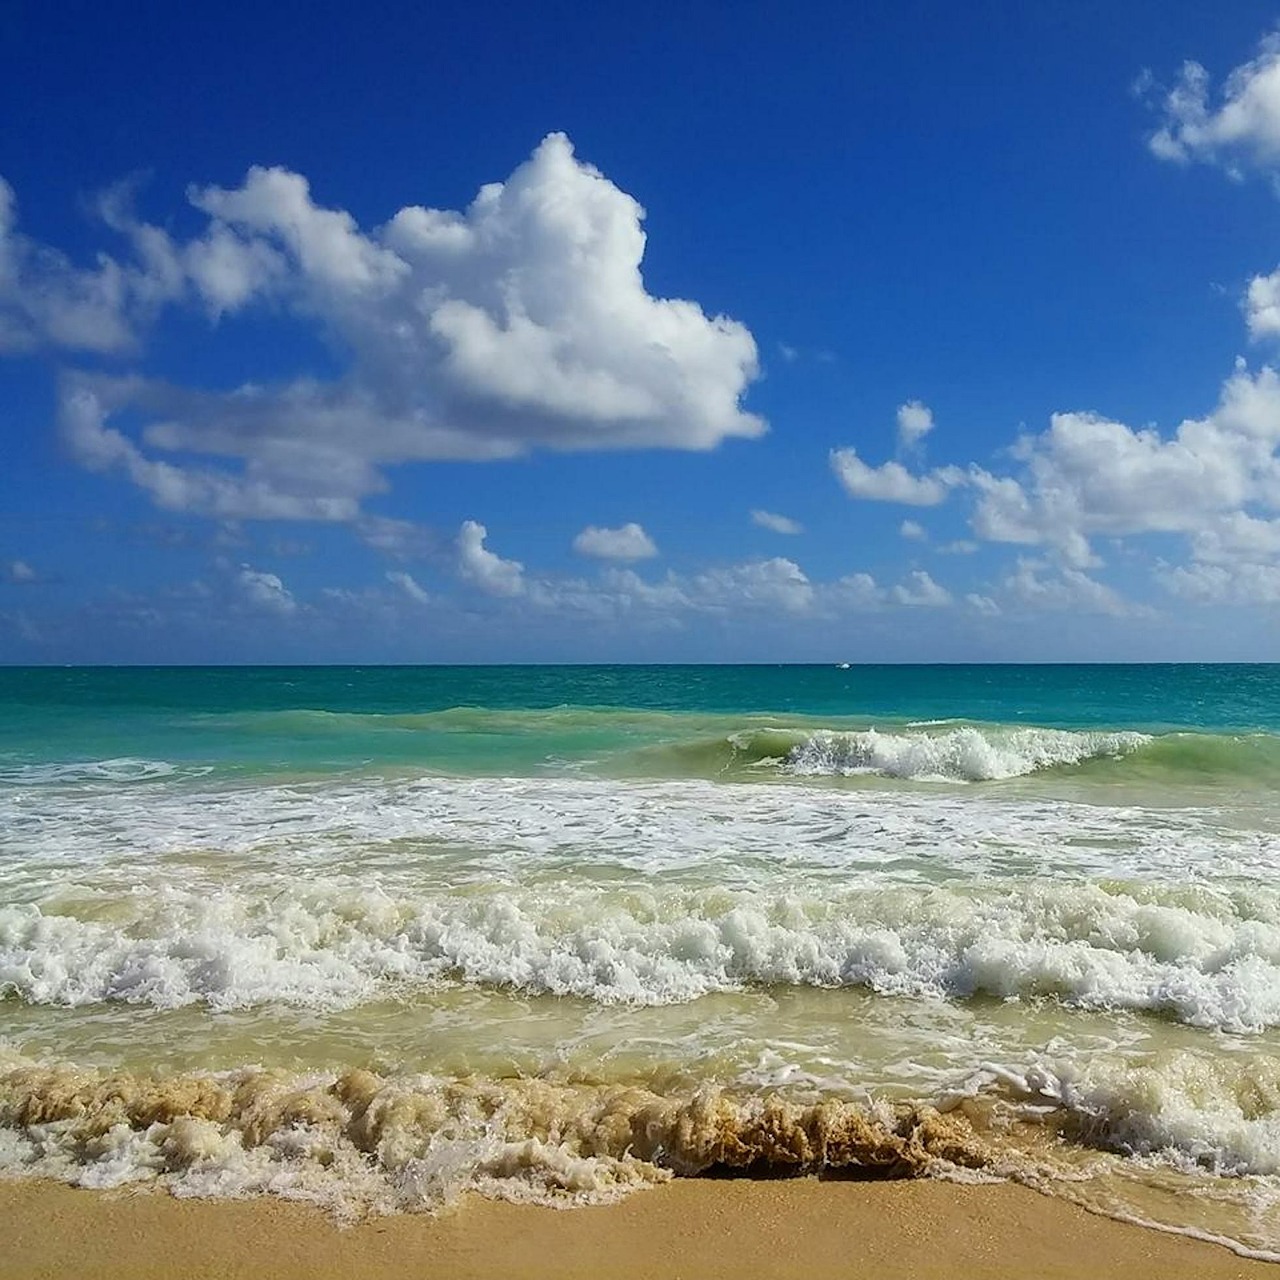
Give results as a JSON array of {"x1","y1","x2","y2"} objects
[{"x1": 2, "y1": 664, "x2": 1280, "y2": 1257}]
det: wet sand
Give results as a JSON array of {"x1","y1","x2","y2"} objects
[{"x1": 2, "y1": 1177, "x2": 1274, "y2": 1280}]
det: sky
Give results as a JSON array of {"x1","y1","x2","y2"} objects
[{"x1": 5, "y1": 1, "x2": 1280, "y2": 662}]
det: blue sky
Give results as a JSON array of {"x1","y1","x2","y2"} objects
[{"x1": 5, "y1": 1, "x2": 1280, "y2": 661}]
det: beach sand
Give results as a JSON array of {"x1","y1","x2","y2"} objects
[{"x1": 3, "y1": 1177, "x2": 1273, "y2": 1279}]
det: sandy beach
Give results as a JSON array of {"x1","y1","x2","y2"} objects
[{"x1": 3, "y1": 1177, "x2": 1274, "y2": 1280}]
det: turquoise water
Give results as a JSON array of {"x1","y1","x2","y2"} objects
[
  {"x1": 5, "y1": 661, "x2": 1280, "y2": 725},
  {"x1": 2, "y1": 665, "x2": 1280, "y2": 1251},
  {"x1": 3, "y1": 663, "x2": 1279, "y2": 779}
]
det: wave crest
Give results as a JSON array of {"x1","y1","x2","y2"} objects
[
  {"x1": 783, "y1": 726, "x2": 1150, "y2": 781},
  {"x1": 636, "y1": 724, "x2": 1155, "y2": 782},
  {"x1": 6, "y1": 880, "x2": 1280, "y2": 1030},
  {"x1": 0, "y1": 1054, "x2": 989, "y2": 1214},
  {"x1": 984, "y1": 1052, "x2": 1280, "y2": 1177}
]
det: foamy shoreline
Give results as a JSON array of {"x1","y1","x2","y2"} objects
[
  {"x1": 4, "y1": 1176, "x2": 1276, "y2": 1279},
  {"x1": 7, "y1": 667, "x2": 1280, "y2": 1261}
]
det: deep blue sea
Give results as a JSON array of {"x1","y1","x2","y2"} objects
[{"x1": 2, "y1": 665, "x2": 1279, "y2": 1253}]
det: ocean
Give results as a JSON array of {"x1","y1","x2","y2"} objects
[{"x1": 2, "y1": 664, "x2": 1280, "y2": 1255}]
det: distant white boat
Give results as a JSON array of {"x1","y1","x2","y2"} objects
[{"x1": 837, "y1": 662, "x2": 851, "y2": 669}]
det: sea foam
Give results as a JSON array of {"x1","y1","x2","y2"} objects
[
  {"x1": 4, "y1": 1047, "x2": 1280, "y2": 1261},
  {"x1": 0, "y1": 758, "x2": 191, "y2": 785},
  {"x1": 5, "y1": 878, "x2": 1280, "y2": 1030},
  {"x1": 984, "y1": 1052, "x2": 1280, "y2": 1176},
  {"x1": 2, "y1": 770, "x2": 1277, "y2": 1027},
  {"x1": 783, "y1": 726, "x2": 1149, "y2": 781},
  {"x1": 0, "y1": 1052, "x2": 988, "y2": 1215}
]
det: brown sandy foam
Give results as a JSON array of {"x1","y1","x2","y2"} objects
[
  {"x1": 2, "y1": 1176, "x2": 1276, "y2": 1280},
  {"x1": 0, "y1": 1059, "x2": 994, "y2": 1211}
]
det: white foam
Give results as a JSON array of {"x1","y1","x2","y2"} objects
[
  {"x1": 1, "y1": 771, "x2": 1268, "y2": 888},
  {"x1": 985, "y1": 1052, "x2": 1280, "y2": 1176},
  {"x1": 0, "y1": 758, "x2": 190, "y2": 785},
  {"x1": 949, "y1": 1050, "x2": 1280, "y2": 1258},
  {"x1": 0, "y1": 1055, "x2": 978, "y2": 1216},
  {"x1": 786, "y1": 726, "x2": 1150, "y2": 781},
  {"x1": 1, "y1": 772, "x2": 1277, "y2": 1024},
  {"x1": 4, "y1": 876, "x2": 1280, "y2": 1029}
]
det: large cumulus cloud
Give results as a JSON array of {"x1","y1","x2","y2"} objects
[{"x1": 6, "y1": 134, "x2": 763, "y2": 522}]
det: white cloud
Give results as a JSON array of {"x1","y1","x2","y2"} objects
[
  {"x1": 750, "y1": 508, "x2": 802, "y2": 535},
  {"x1": 592, "y1": 559, "x2": 817, "y2": 617},
  {"x1": 688, "y1": 557, "x2": 814, "y2": 613},
  {"x1": 1003, "y1": 559, "x2": 1134, "y2": 617},
  {"x1": 0, "y1": 179, "x2": 162, "y2": 354},
  {"x1": 1142, "y1": 36, "x2": 1280, "y2": 344},
  {"x1": 602, "y1": 561, "x2": 892, "y2": 618},
  {"x1": 965, "y1": 593, "x2": 1001, "y2": 616},
  {"x1": 821, "y1": 351, "x2": 1280, "y2": 612},
  {"x1": 13, "y1": 545, "x2": 974, "y2": 654},
  {"x1": 457, "y1": 520, "x2": 525, "y2": 596},
  {"x1": 1159, "y1": 558, "x2": 1280, "y2": 604},
  {"x1": 59, "y1": 381, "x2": 362, "y2": 523},
  {"x1": 189, "y1": 168, "x2": 396, "y2": 296},
  {"x1": 598, "y1": 567, "x2": 691, "y2": 613},
  {"x1": 900, "y1": 519, "x2": 926, "y2": 541},
  {"x1": 315, "y1": 560, "x2": 828, "y2": 632},
  {"x1": 17, "y1": 134, "x2": 762, "y2": 522},
  {"x1": 0, "y1": 176, "x2": 288, "y2": 355},
  {"x1": 235, "y1": 565, "x2": 296, "y2": 614},
  {"x1": 830, "y1": 572, "x2": 886, "y2": 609},
  {"x1": 968, "y1": 464, "x2": 1095, "y2": 567},
  {"x1": 385, "y1": 569, "x2": 429, "y2": 603},
  {"x1": 1147, "y1": 34, "x2": 1280, "y2": 174},
  {"x1": 355, "y1": 515, "x2": 438, "y2": 560},
  {"x1": 967, "y1": 363, "x2": 1280, "y2": 567},
  {"x1": 890, "y1": 570, "x2": 951, "y2": 607},
  {"x1": 306, "y1": 553, "x2": 905, "y2": 633},
  {"x1": 1189, "y1": 511, "x2": 1280, "y2": 563},
  {"x1": 180, "y1": 222, "x2": 288, "y2": 318},
  {"x1": 830, "y1": 448, "x2": 961, "y2": 506},
  {"x1": 2, "y1": 559, "x2": 38, "y2": 584},
  {"x1": 896, "y1": 400, "x2": 934, "y2": 448},
  {"x1": 572, "y1": 522, "x2": 658, "y2": 561},
  {"x1": 1246, "y1": 267, "x2": 1280, "y2": 338}
]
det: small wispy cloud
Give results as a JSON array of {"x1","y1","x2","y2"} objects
[{"x1": 751, "y1": 509, "x2": 802, "y2": 535}]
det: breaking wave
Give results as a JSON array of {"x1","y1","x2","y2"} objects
[
  {"x1": 624, "y1": 724, "x2": 1280, "y2": 784},
  {"x1": 783, "y1": 726, "x2": 1149, "y2": 781},
  {"x1": 6, "y1": 706, "x2": 1279, "y2": 787},
  {"x1": 6, "y1": 879, "x2": 1280, "y2": 1030},
  {"x1": 982, "y1": 1052, "x2": 1280, "y2": 1178},
  {"x1": 0, "y1": 1053, "x2": 989, "y2": 1215},
  {"x1": 4, "y1": 1046, "x2": 1280, "y2": 1261}
]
